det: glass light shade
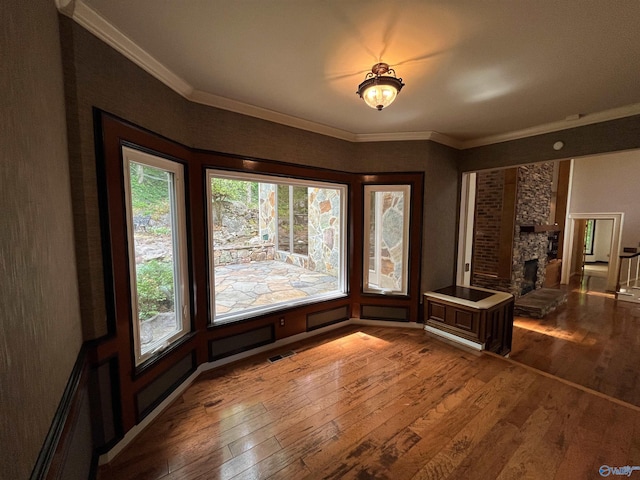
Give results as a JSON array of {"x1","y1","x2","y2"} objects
[
  {"x1": 363, "y1": 84, "x2": 398, "y2": 110},
  {"x1": 356, "y1": 67, "x2": 405, "y2": 111}
]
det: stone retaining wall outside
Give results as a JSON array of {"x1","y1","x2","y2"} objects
[{"x1": 213, "y1": 243, "x2": 275, "y2": 265}]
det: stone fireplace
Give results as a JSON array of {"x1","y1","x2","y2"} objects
[{"x1": 472, "y1": 162, "x2": 554, "y2": 297}]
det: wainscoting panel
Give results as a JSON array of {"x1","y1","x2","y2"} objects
[
  {"x1": 360, "y1": 305, "x2": 409, "y2": 322},
  {"x1": 30, "y1": 348, "x2": 94, "y2": 480},
  {"x1": 90, "y1": 358, "x2": 120, "y2": 454},
  {"x1": 307, "y1": 305, "x2": 350, "y2": 330},
  {"x1": 135, "y1": 352, "x2": 195, "y2": 421},
  {"x1": 209, "y1": 325, "x2": 274, "y2": 361}
]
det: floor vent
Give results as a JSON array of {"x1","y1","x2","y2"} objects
[{"x1": 268, "y1": 351, "x2": 296, "y2": 363}]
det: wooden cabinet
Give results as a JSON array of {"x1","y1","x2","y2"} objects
[
  {"x1": 424, "y1": 286, "x2": 514, "y2": 355},
  {"x1": 544, "y1": 259, "x2": 562, "y2": 288}
]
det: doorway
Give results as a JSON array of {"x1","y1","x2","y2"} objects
[{"x1": 561, "y1": 213, "x2": 623, "y2": 292}]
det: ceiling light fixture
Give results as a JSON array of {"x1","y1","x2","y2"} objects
[{"x1": 356, "y1": 63, "x2": 405, "y2": 111}]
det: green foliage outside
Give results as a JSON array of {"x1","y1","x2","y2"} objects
[
  {"x1": 130, "y1": 163, "x2": 170, "y2": 219},
  {"x1": 211, "y1": 178, "x2": 258, "y2": 206},
  {"x1": 136, "y1": 259, "x2": 175, "y2": 321},
  {"x1": 129, "y1": 163, "x2": 175, "y2": 320},
  {"x1": 211, "y1": 178, "x2": 259, "y2": 223}
]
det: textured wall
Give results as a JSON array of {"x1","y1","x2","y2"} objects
[
  {"x1": 459, "y1": 114, "x2": 640, "y2": 173},
  {"x1": 189, "y1": 102, "x2": 355, "y2": 170},
  {"x1": 0, "y1": 1, "x2": 83, "y2": 478}
]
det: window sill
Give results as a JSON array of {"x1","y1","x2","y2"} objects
[{"x1": 133, "y1": 331, "x2": 196, "y2": 378}]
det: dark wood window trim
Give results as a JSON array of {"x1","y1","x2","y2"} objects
[{"x1": 352, "y1": 173, "x2": 425, "y2": 322}]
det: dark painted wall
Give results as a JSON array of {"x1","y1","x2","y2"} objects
[
  {"x1": 0, "y1": 1, "x2": 83, "y2": 478},
  {"x1": 459, "y1": 115, "x2": 640, "y2": 172}
]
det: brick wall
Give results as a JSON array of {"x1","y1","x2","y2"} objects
[{"x1": 472, "y1": 169, "x2": 504, "y2": 277}]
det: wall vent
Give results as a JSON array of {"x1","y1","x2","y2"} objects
[{"x1": 267, "y1": 351, "x2": 296, "y2": 363}]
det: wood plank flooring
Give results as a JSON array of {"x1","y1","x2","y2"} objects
[
  {"x1": 98, "y1": 325, "x2": 640, "y2": 480},
  {"x1": 510, "y1": 275, "x2": 640, "y2": 406}
]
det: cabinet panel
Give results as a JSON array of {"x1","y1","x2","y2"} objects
[
  {"x1": 453, "y1": 309, "x2": 476, "y2": 332},
  {"x1": 429, "y1": 302, "x2": 446, "y2": 323}
]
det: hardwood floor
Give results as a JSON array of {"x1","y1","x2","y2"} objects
[
  {"x1": 98, "y1": 324, "x2": 640, "y2": 480},
  {"x1": 510, "y1": 274, "x2": 640, "y2": 407}
]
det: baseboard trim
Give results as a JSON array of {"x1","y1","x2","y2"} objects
[
  {"x1": 424, "y1": 325, "x2": 484, "y2": 351},
  {"x1": 353, "y1": 319, "x2": 424, "y2": 329},
  {"x1": 30, "y1": 346, "x2": 91, "y2": 480}
]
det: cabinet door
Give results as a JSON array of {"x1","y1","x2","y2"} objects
[
  {"x1": 428, "y1": 301, "x2": 447, "y2": 323},
  {"x1": 451, "y1": 308, "x2": 477, "y2": 333}
]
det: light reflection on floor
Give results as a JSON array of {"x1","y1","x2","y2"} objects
[
  {"x1": 512, "y1": 274, "x2": 610, "y2": 345},
  {"x1": 572, "y1": 273, "x2": 614, "y2": 298},
  {"x1": 513, "y1": 318, "x2": 597, "y2": 345}
]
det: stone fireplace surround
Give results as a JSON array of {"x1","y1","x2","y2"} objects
[
  {"x1": 510, "y1": 163, "x2": 554, "y2": 297},
  {"x1": 521, "y1": 259, "x2": 538, "y2": 295},
  {"x1": 473, "y1": 162, "x2": 555, "y2": 297}
]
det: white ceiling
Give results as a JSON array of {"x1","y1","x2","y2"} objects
[{"x1": 63, "y1": 0, "x2": 640, "y2": 147}]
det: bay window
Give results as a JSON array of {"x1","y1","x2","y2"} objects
[{"x1": 207, "y1": 170, "x2": 347, "y2": 323}]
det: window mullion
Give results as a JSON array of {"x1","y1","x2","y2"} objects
[{"x1": 289, "y1": 186, "x2": 294, "y2": 253}]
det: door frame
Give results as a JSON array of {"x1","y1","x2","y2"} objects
[
  {"x1": 456, "y1": 172, "x2": 476, "y2": 286},
  {"x1": 562, "y1": 212, "x2": 624, "y2": 292}
]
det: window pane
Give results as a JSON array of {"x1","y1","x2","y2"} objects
[
  {"x1": 368, "y1": 192, "x2": 378, "y2": 285},
  {"x1": 124, "y1": 148, "x2": 189, "y2": 366},
  {"x1": 363, "y1": 186, "x2": 410, "y2": 295},
  {"x1": 208, "y1": 172, "x2": 345, "y2": 323},
  {"x1": 293, "y1": 186, "x2": 308, "y2": 255},
  {"x1": 277, "y1": 184, "x2": 290, "y2": 252}
]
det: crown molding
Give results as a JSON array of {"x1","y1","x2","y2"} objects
[
  {"x1": 183, "y1": 92, "x2": 463, "y2": 147},
  {"x1": 55, "y1": 0, "x2": 76, "y2": 16},
  {"x1": 189, "y1": 90, "x2": 357, "y2": 142},
  {"x1": 460, "y1": 102, "x2": 640, "y2": 149},
  {"x1": 58, "y1": 0, "x2": 194, "y2": 99},
  {"x1": 353, "y1": 131, "x2": 463, "y2": 148},
  {"x1": 59, "y1": 1, "x2": 640, "y2": 151},
  {"x1": 57, "y1": 0, "x2": 462, "y2": 148}
]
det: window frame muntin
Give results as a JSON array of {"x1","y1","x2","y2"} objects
[
  {"x1": 122, "y1": 146, "x2": 191, "y2": 366},
  {"x1": 206, "y1": 169, "x2": 348, "y2": 325}
]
